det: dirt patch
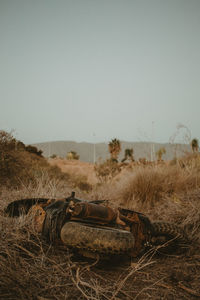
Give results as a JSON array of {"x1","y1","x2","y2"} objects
[{"x1": 49, "y1": 158, "x2": 98, "y2": 185}]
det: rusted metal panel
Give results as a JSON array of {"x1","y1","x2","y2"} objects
[{"x1": 70, "y1": 202, "x2": 117, "y2": 224}]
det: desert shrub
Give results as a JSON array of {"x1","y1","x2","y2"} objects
[
  {"x1": 121, "y1": 148, "x2": 134, "y2": 163},
  {"x1": 69, "y1": 174, "x2": 92, "y2": 192},
  {"x1": 66, "y1": 151, "x2": 79, "y2": 160},
  {"x1": 0, "y1": 131, "x2": 27, "y2": 186},
  {"x1": 178, "y1": 152, "x2": 200, "y2": 170},
  {"x1": 155, "y1": 147, "x2": 166, "y2": 161},
  {"x1": 119, "y1": 167, "x2": 170, "y2": 207},
  {"x1": 0, "y1": 130, "x2": 70, "y2": 188},
  {"x1": 138, "y1": 157, "x2": 147, "y2": 165},
  {"x1": 0, "y1": 149, "x2": 24, "y2": 186},
  {"x1": 76, "y1": 180, "x2": 92, "y2": 192},
  {"x1": 25, "y1": 145, "x2": 43, "y2": 157},
  {"x1": 180, "y1": 189, "x2": 200, "y2": 242},
  {"x1": 191, "y1": 138, "x2": 199, "y2": 153},
  {"x1": 94, "y1": 159, "x2": 121, "y2": 183},
  {"x1": 116, "y1": 163, "x2": 200, "y2": 208},
  {"x1": 169, "y1": 157, "x2": 178, "y2": 166},
  {"x1": 0, "y1": 130, "x2": 16, "y2": 151}
]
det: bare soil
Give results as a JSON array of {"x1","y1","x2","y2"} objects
[{"x1": 49, "y1": 158, "x2": 98, "y2": 185}]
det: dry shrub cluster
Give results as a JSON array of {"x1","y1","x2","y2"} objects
[
  {"x1": 94, "y1": 159, "x2": 121, "y2": 183},
  {"x1": 88, "y1": 153, "x2": 200, "y2": 248},
  {"x1": 0, "y1": 131, "x2": 93, "y2": 193},
  {"x1": 117, "y1": 164, "x2": 200, "y2": 207},
  {"x1": 96, "y1": 153, "x2": 200, "y2": 245},
  {"x1": 69, "y1": 174, "x2": 92, "y2": 192},
  {"x1": 178, "y1": 152, "x2": 200, "y2": 170},
  {"x1": 0, "y1": 131, "x2": 71, "y2": 188}
]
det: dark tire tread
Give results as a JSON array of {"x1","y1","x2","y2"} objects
[
  {"x1": 151, "y1": 222, "x2": 188, "y2": 244},
  {"x1": 61, "y1": 221, "x2": 135, "y2": 255}
]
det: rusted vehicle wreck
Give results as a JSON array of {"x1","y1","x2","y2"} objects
[{"x1": 5, "y1": 192, "x2": 187, "y2": 258}]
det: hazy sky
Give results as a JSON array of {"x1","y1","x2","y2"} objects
[{"x1": 0, "y1": 0, "x2": 200, "y2": 144}]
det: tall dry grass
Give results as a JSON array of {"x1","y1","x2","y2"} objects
[
  {"x1": 92, "y1": 154, "x2": 200, "y2": 244},
  {"x1": 1, "y1": 152, "x2": 200, "y2": 299},
  {"x1": 114, "y1": 164, "x2": 200, "y2": 207},
  {"x1": 0, "y1": 182, "x2": 158, "y2": 300},
  {"x1": 1, "y1": 194, "x2": 200, "y2": 299}
]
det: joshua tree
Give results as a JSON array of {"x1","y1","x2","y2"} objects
[
  {"x1": 191, "y1": 138, "x2": 199, "y2": 153},
  {"x1": 108, "y1": 138, "x2": 121, "y2": 162},
  {"x1": 122, "y1": 148, "x2": 134, "y2": 162},
  {"x1": 66, "y1": 151, "x2": 79, "y2": 160},
  {"x1": 156, "y1": 147, "x2": 166, "y2": 161}
]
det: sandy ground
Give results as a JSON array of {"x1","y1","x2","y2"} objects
[{"x1": 48, "y1": 158, "x2": 98, "y2": 184}]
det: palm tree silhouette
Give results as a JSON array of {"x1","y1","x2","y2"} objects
[
  {"x1": 191, "y1": 138, "x2": 199, "y2": 153},
  {"x1": 108, "y1": 138, "x2": 121, "y2": 162},
  {"x1": 122, "y1": 148, "x2": 134, "y2": 162}
]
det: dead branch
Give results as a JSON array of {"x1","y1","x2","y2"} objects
[{"x1": 178, "y1": 282, "x2": 200, "y2": 297}]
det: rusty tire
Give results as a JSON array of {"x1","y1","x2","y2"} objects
[
  {"x1": 151, "y1": 222, "x2": 188, "y2": 245},
  {"x1": 60, "y1": 221, "x2": 135, "y2": 255},
  {"x1": 5, "y1": 198, "x2": 54, "y2": 217}
]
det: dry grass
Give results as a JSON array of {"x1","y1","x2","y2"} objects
[
  {"x1": 0, "y1": 184, "x2": 164, "y2": 300},
  {"x1": 1, "y1": 153, "x2": 200, "y2": 299},
  {"x1": 97, "y1": 154, "x2": 200, "y2": 245},
  {"x1": 49, "y1": 158, "x2": 98, "y2": 185},
  {"x1": 1, "y1": 206, "x2": 200, "y2": 299},
  {"x1": 113, "y1": 163, "x2": 200, "y2": 208}
]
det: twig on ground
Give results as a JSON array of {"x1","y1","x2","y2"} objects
[
  {"x1": 134, "y1": 276, "x2": 168, "y2": 300},
  {"x1": 110, "y1": 254, "x2": 155, "y2": 300},
  {"x1": 178, "y1": 282, "x2": 200, "y2": 297}
]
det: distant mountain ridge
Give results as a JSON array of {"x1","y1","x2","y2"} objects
[{"x1": 32, "y1": 141, "x2": 191, "y2": 163}]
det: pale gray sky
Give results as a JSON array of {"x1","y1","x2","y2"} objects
[{"x1": 0, "y1": 0, "x2": 200, "y2": 144}]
